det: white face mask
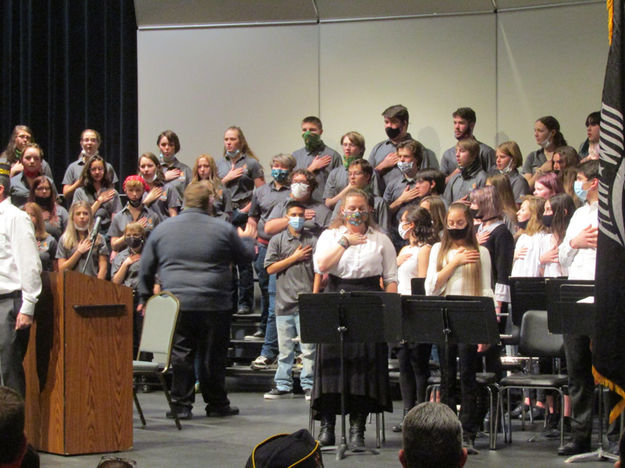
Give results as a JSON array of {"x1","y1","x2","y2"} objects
[
  {"x1": 75, "y1": 225, "x2": 88, "y2": 232},
  {"x1": 539, "y1": 137, "x2": 551, "y2": 149},
  {"x1": 398, "y1": 221, "x2": 412, "y2": 240},
  {"x1": 501, "y1": 159, "x2": 514, "y2": 174},
  {"x1": 142, "y1": 173, "x2": 156, "y2": 183},
  {"x1": 291, "y1": 182, "x2": 309, "y2": 199}
]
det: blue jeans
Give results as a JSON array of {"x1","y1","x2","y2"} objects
[
  {"x1": 259, "y1": 274, "x2": 278, "y2": 359},
  {"x1": 274, "y1": 313, "x2": 315, "y2": 391},
  {"x1": 253, "y1": 244, "x2": 270, "y2": 329}
]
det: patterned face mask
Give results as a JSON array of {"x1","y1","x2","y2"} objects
[{"x1": 343, "y1": 210, "x2": 368, "y2": 226}]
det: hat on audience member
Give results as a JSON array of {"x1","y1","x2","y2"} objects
[{"x1": 245, "y1": 429, "x2": 322, "y2": 468}]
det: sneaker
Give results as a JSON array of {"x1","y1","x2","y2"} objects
[
  {"x1": 237, "y1": 306, "x2": 252, "y2": 315},
  {"x1": 293, "y1": 355, "x2": 303, "y2": 370},
  {"x1": 304, "y1": 389, "x2": 312, "y2": 401},
  {"x1": 244, "y1": 329, "x2": 265, "y2": 341},
  {"x1": 264, "y1": 388, "x2": 294, "y2": 399},
  {"x1": 250, "y1": 355, "x2": 276, "y2": 370}
]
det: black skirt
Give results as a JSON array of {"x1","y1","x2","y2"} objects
[{"x1": 311, "y1": 275, "x2": 393, "y2": 416}]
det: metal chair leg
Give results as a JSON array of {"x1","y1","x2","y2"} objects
[
  {"x1": 133, "y1": 388, "x2": 146, "y2": 426},
  {"x1": 158, "y1": 373, "x2": 181, "y2": 430}
]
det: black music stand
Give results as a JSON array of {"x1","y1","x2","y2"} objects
[
  {"x1": 299, "y1": 291, "x2": 401, "y2": 460},
  {"x1": 401, "y1": 295, "x2": 500, "y2": 408},
  {"x1": 545, "y1": 279, "x2": 615, "y2": 463},
  {"x1": 509, "y1": 277, "x2": 548, "y2": 327}
]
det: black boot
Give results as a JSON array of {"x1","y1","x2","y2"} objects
[
  {"x1": 318, "y1": 413, "x2": 336, "y2": 447},
  {"x1": 349, "y1": 413, "x2": 366, "y2": 451}
]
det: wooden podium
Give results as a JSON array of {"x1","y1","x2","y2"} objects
[{"x1": 23, "y1": 270, "x2": 134, "y2": 455}]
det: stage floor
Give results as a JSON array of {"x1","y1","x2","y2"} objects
[{"x1": 39, "y1": 386, "x2": 612, "y2": 467}]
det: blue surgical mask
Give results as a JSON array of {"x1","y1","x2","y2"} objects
[
  {"x1": 288, "y1": 216, "x2": 305, "y2": 231},
  {"x1": 574, "y1": 180, "x2": 588, "y2": 202},
  {"x1": 397, "y1": 161, "x2": 414, "y2": 173},
  {"x1": 226, "y1": 149, "x2": 240, "y2": 159},
  {"x1": 271, "y1": 168, "x2": 289, "y2": 183}
]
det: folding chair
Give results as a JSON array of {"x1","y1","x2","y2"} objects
[{"x1": 132, "y1": 292, "x2": 181, "y2": 430}]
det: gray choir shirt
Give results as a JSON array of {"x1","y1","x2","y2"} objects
[
  {"x1": 9, "y1": 174, "x2": 54, "y2": 208},
  {"x1": 248, "y1": 181, "x2": 291, "y2": 242},
  {"x1": 292, "y1": 145, "x2": 342, "y2": 202},
  {"x1": 267, "y1": 198, "x2": 332, "y2": 236},
  {"x1": 264, "y1": 228, "x2": 318, "y2": 316},
  {"x1": 216, "y1": 153, "x2": 265, "y2": 206},
  {"x1": 73, "y1": 186, "x2": 123, "y2": 231},
  {"x1": 383, "y1": 176, "x2": 422, "y2": 226},
  {"x1": 439, "y1": 140, "x2": 495, "y2": 176},
  {"x1": 322, "y1": 165, "x2": 383, "y2": 200},
  {"x1": 56, "y1": 235, "x2": 109, "y2": 277},
  {"x1": 443, "y1": 166, "x2": 487, "y2": 206},
  {"x1": 161, "y1": 157, "x2": 192, "y2": 201},
  {"x1": 368, "y1": 133, "x2": 439, "y2": 192},
  {"x1": 107, "y1": 204, "x2": 161, "y2": 242},
  {"x1": 62, "y1": 156, "x2": 119, "y2": 186},
  {"x1": 521, "y1": 148, "x2": 547, "y2": 175},
  {"x1": 138, "y1": 207, "x2": 255, "y2": 311}
]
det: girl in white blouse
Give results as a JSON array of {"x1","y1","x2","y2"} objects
[
  {"x1": 511, "y1": 195, "x2": 548, "y2": 277},
  {"x1": 313, "y1": 188, "x2": 397, "y2": 451},
  {"x1": 424, "y1": 202, "x2": 493, "y2": 454}
]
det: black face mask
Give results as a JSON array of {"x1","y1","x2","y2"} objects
[
  {"x1": 128, "y1": 198, "x2": 142, "y2": 208},
  {"x1": 385, "y1": 126, "x2": 401, "y2": 139},
  {"x1": 469, "y1": 208, "x2": 482, "y2": 220},
  {"x1": 448, "y1": 225, "x2": 469, "y2": 240},
  {"x1": 542, "y1": 214, "x2": 553, "y2": 227},
  {"x1": 35, "y1": 196, "x2": 50, "y2": 206},
  {"x1": 126, "y1": 236, "x2": 143, "y2": 250},
  {"x1": 517, "y1": 219, "x2": 529, "y2": 229}
]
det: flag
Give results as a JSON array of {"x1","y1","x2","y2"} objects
[{"x1": 593, "y1": 0, "x2": 625, "y2": 423}]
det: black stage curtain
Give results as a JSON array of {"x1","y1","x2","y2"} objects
[{"x1": 0, "y1": 0, "x2": 138, "y2": 188}]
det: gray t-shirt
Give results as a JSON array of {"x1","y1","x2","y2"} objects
[
  {"x1": 521, "y1": 149, "x2": 546, "y2": 175},
  {"x1": 440, "y1": 140, "x2": 495, "y2": 175},
  {"x1": 73, "y1": 186, "x2": 123, "y2": 232},
  {"x1": 264, "y1": 229, "x2": 317, "y2": 316},
  {"x1": 56, "y1": 234, "x2": 109, "y2": 277},
  {"x1": 111, "y1": 247, "x2": 142, "y2": 291},
  {"x1": 292, "y1": 144, "x2": 342, "y2": 202},
  {"x1": 44, "y1": 204, "x2": 69, "y2": 241},
  {"x1": 107, "y1": 204, "x2": 161, "y2": 243},
  {"x1": 267, "y1": 198, "x2": 332, "y2": 236},
  {"x1": 161, "y1": 157, "x2": 192, "y2": 201},
  {"x1": 248, "y1": 181, "x2": 291, "y2": 241},
  {"x1": 443, "y1": 165, "x2": 487, "y2": 205},
  {"x1": 216, "y1": 153, "x2": 265, "y2": 205}
]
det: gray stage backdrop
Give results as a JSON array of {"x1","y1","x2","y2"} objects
[{"x1": 137, "y1": 3, "x2": 607, "y2": 173}]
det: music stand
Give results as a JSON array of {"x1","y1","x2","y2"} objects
[
  {"x1": 299, "y1": 291, "x2": 401, "y2": 460},
  {"x1": 545, "y1": 280, "x2": 614, "y2": 463},
  {"x1": 509, "y1": 277, "x2": 547, "y2": 327},
  {"x1": 401, "y1": 295, "x2": 500, "y2": 408}
]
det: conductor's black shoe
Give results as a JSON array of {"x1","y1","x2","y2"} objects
[
  {"x1": 206, "y1": 405, "x2": 239, "y2": 417},
  {"x1": 558, "y1": 440, "x2": 591, "y2": 456},
  {"x1": 166, "y1": 407, "x2": 192, "y2": 420}
]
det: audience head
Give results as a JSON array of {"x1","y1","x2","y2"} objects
[
  {"x1": 80, "y1": 129, "x2": 101, "y2": 157},
  {"x1": 495, "y1": 141, "x2": 523, "y2": 173},
  {"x1": 534, "y1": 172, "x2": 563, "y2": 199},
  {"x1": 585, "y1": 111, "x2": 601, "y2": 144},
  {"x1": 452, "y1": 107, "x2": 476, "y2": 140},
  {"x1": 543, "y1": 193, "x2": 575, "y2": 243},
  {"x1": 347, "y1": 159, "x2": 373, "y2": 189},
  {"x1": 156, "y1": 130, "x2": 181, "y2": 160},
  {"x1": 29, "y1": 175, "x2": 57, "y2": 211},
  {"x1": 270, "y1": 153, "x2": 297, "y2": 185},
  {"x1": 535, "y1": 116, "x2": 567, "y2": 149},
  {"x1": 397, "y1": 139, "x2": 424, "y2": 177},
  {"x1": 517, "y1": 195, "x2": 546, "y2": 235},
  {"x1": 245, "y1": 429, "x2": 323, "y2": 468},
  {"x1": 0, "y1": 386, "x2": 27, "y2": 465},
  {"x1": 399, "y1": 402, "x2": 467, "y2": 468},
  {"x1": 340, "y1": 131, "x2": 365, "y2": 162},
  {"x1": 470, "y1": 185, "x2": 502, "y2": 221},
  {"x1": 20, "y1": 143, "x2": 44, "y2": 177},
  {"x1": 400, "y1": 205, "x2": 436, "y2": 245},
  {"x1": 192, "y1": 154, "x2": 219, "y2": 183},
  {"x1": 414, "y1": 169, "x2": 445, "y2": 197},
  {"x1": 382, "y1": 104, "x2": 409, "y2": 140},
  {"x1": 552, "y1": 146, "x2": 579, "y2": 172},
  {"x1": 138, "y1": 152, "x2": 165, "y2": 186},
  {"x1": 455, "y1": 138, "x2": 479, "y2": 168},
  {"x1": 420, "y1": 195, "x2": 446, "y2": 236},
  {"x1": 4, "y1": 125, "x2": 34, "y2": 164},
  {"x1": 289, "y1": 169, "x2": 317, "y2": 201}
]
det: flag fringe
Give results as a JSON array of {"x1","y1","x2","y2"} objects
[
  {"x1": 608, "y1": 0, "x2": 614, "y2": 45},
  {"x1": 593, "y1": 365, "x2": 625, "y2": 423}
]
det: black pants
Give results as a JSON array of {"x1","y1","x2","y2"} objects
[
  {"x1": 397, "y1": 343, "x2": 431, "y2": 410},
  {"x1": 439, "y1": 343, "x2": 486, "y2": 437},
  {"x1": 563, "y1": 334, "x2": 595, "y2": 443},
  {"x1": 0, "y1": 295, "x2": 30, "y2": 396},
  {"x1": 170, "y1": 310, "x2": 232, "y2": 411}
]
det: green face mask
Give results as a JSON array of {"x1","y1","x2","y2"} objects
[
  {"x1": 343, "y1": 154, "x2": 360, "y2": 169},
  {"x1": 302, "y1": 131, "x2": 323, "y2": 152}
]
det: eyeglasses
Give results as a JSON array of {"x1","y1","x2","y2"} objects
[
  {"x1": 35, "y1": 186, "x2": 51, "y2": 192},
  {"x1": 348, "y1": 171, "x2": 364, "y2": 177}
]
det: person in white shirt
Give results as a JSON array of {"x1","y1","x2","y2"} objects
[
  {"x1": 394, "y1": 206, "x2": 436, "y2": 433},
  {"x1": 511, "y1": 196, "x2": 548, "y2": 277},
  {"x1": 539, "y1": 193, "x2": 575, "y2": 278},
  {"x1": 313, "y1": 188, "x2": 398, "y2": 451},
  {"x1": 424, "y1": 202, "x2": 493, "y2": 454},
  {"x1": 556, "y1": 160, "x2": 600, "y2": 456},
  {"x1": 0, "y1": 162, "x2": 42, "y2": 396}
]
